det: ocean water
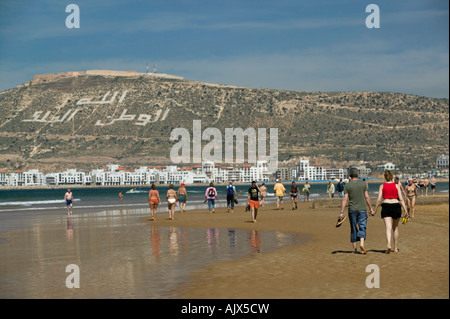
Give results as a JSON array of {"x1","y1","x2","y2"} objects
[{"x1": 0, "y1": 182, "x2": 448, "y2": 218}]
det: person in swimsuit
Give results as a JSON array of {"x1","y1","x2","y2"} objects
[
  {"x1": 64, "y1": 189, "x2": 74, "y2": 215},
  {"x1": 404, "y1": 178, "x2": 417, "y2": 218},
  {"x1": 289, "y1": 182, "x2": 299, "y2": 210},
  {"x1": 430, "y1": 177, "x2": 437, "y2": 196},
  {"x1": 167, "y1": 184, "x2": 178, "y2": 220},
  {"x1": 177, "y1": 183, "x2": 188, "y2": 213},
  {"x1": 148, "y1": 184, "x2": 160, "y2": 221},
  {"x1": 394, "y1": 176, "x2": 407, "y2": 199},
  {"x1": 372, "y1": 171, "x2": 408, "y2": 253},
  {"x1": 259, "y1": 183, "x2": 267, "y2": 206},
  {"x1": 424, "y1": 178, "x2": 429, "y2": 196},
  {"x1": 418, "y1": 178, "x2": 425, "y2": 196}
]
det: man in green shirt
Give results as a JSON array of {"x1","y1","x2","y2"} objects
[{"x1": 339, "y1": 168, "x2": 374, "y2": 254}]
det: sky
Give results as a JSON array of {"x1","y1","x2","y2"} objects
[{"x1": 0, "y1": 0, "x2": 448, "y2": 98}]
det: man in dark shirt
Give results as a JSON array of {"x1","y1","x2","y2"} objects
[
  {"x1": 248, "y1": 181, "x2": 261, "y2": 222},
  {"x1": 337, "y1": 178, "x2": 345, "y2": 198}
]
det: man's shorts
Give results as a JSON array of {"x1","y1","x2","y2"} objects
[
  {"x1": 249, "y1": 200, "x2": 260, "y2": 209},
  {"x1": 66, "y1": 200, "x2": 73, "y2": 205}
]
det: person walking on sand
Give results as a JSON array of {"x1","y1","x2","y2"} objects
[
  {"x1": 372, "y1": 171, "x2": 408, "y2": 254},
  {"x1": 177, "y1": 183, "x2": 188, "y2": 213},
  {"x1": 404, "y1": 178, "x2": 417, "y2": 218},
  {"x1": 64, "y1": 189, "x2": 74, "y2": 215},
  {"x1": 274, "y1": 179, "x2": 286, "y2": 210},
  {"x1": 289, "y1": 181, "x2": 299, "y2": 210},
  {"x1": 205, "y1": 182, "x2": 218, "y2": 214},
  {"x1": 394, "y1": 176, "x2": 407, "y2": 199},
  {"x1": 260, "y1": 183, "x2": 267, "y2": 206},
  {"x1": 338, "y1": 168, "x2": 374, "y2": 254},
  {"x1": 226, "y1": 181, "x2": 237, "y2": 213},
  {"x1": 418, "y1": 177, "x2": 425, "y2": 196},
  {"x1": 303, "y1": 181, "x2": 311, "y2": 202},
  {"x1": 327, "y1": 180, "x2": 335, "y2": 198},
  {"x1": 336, "y1": 178, "x2": 345, "y2": 198},
  {"x1": 148, "y1": 184, "x2": 160, "y2": 221},
  {"x1": 167, "y1": 184, "x2": 177, "y2": 220},
  {"x1": 424, "y1": 178, "x2": 429, "y2": 196},
  {"x1": 248, "y1": 181, "x2": 261, "y2": 222},
  {"x1": 430, "y1": 176, "x2": 437, "y2": 196}
]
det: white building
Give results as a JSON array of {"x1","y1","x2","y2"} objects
[
  {"x1": 0, "y1": 170, "x2": 8, "y2": 186},
  {"x1": 436, "y1": 154, "x2": 449, "y2": 169},
  {"x1": 45, "y1": 169, "x2": 90, "y2": 185},
  {"x1": 7, "y1": 169, "x2": 44, "y2": 186},
  {"x1": 8, "y1": 170, "x2": 25, "y2": 186},
  {"x1": 377, "y1": 162, "x2": 396, "y2": 172},
  {"x1": 325, "y1": 167, "x2": 345, "y2": 180},
  {"x1": 296, "y1": 159, "x2": 344, "y2": 181}
]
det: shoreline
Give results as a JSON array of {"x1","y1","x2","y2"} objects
[{"x1": 0, "y1": 177, "x2": 448, "y2": 191}]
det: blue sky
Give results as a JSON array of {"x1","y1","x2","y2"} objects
[{"x1": 0, "y1": 0, "x2": 448, "y2": 98}]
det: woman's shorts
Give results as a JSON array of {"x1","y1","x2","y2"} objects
[{"x1": 381, "y1": 203, "x2": 402, "y2": 219}]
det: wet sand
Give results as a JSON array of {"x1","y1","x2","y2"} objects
[{"x1": 151, "y1": 195, "x2": 449, "y2": 299}]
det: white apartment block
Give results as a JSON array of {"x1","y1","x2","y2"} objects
[
  {"x1": 296, "y1": 159, "x2": 344, "y2": 181},
  {"x1": 201, "y1": 160, "x2": 270, "y2": 183},
  {"x1": 8, "y1": 169, "x2": 45, "y2": 186},
  {"x1": 0, "y1": 170, "x2": 8, "y2": 186},
  {"x1": 436, "y1": 154, "x2": 449, "y2": 169},
  {"x1": 45, "y1": 169, "x2": 90, "y2": 186},
  {"x1": 0, "y1": 160, "x2": 284, "y2": 187}
]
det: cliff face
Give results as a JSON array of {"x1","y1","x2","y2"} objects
[{"x1": 0, "y1": 73, "x2": 448, "y2": 172}]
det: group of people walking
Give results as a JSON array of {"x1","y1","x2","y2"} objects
[
  {"x1": 145, "y1": 179, "x2": 308, "y2": 222},
  {"x1": 64, "y1": 170, "x2": 435, "y2": 255},
  {"x1": 147, "y1": 183, "x2": 188, "y2": 221}
]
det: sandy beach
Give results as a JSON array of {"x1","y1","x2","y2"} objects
[
  {"x1": 158, "y1": 195, "x2": 449, "y2": 299},
  {"x1": 0, "y1": 195, "x2": 448, "y2": 299}
]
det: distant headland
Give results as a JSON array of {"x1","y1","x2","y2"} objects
[{"x1": 22, "y1": 69, "x2": 184, "y2": 87}]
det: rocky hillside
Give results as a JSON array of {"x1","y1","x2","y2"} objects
[{"x1": 0, "y1": 72, "x2": 448, "y2": 172}]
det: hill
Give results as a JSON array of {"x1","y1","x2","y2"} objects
[{"x1": 0, "y1": 71, "x2": 448, "y2": 172}]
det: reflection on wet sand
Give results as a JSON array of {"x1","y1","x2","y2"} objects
[
  {"x1": 66, "y1": 216, "x2": 74, "y2": 241},
  {"x1": 0, "y1": 209, "x2": 308, "y2": 298}
]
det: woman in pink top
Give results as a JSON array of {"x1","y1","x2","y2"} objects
[{"x1": 372, "y1": 171, "x2": 408, "y2": 253}]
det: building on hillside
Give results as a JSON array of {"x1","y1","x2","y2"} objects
[
  {"x1": 349, "y1": 165, "x2": 372, "y2": 178},
  {"x1": 436, "y1": 154, "x2": 449, "y2": 169},
  {"x1": 377, "y1": 162, "x2": 396, "y2": 172},
  {"x1": 325, "y1": 167, "x2": 345, "y2": 180},
  {"x1": 0, "y1": 170, "x2": 8, "y2": 186}
]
